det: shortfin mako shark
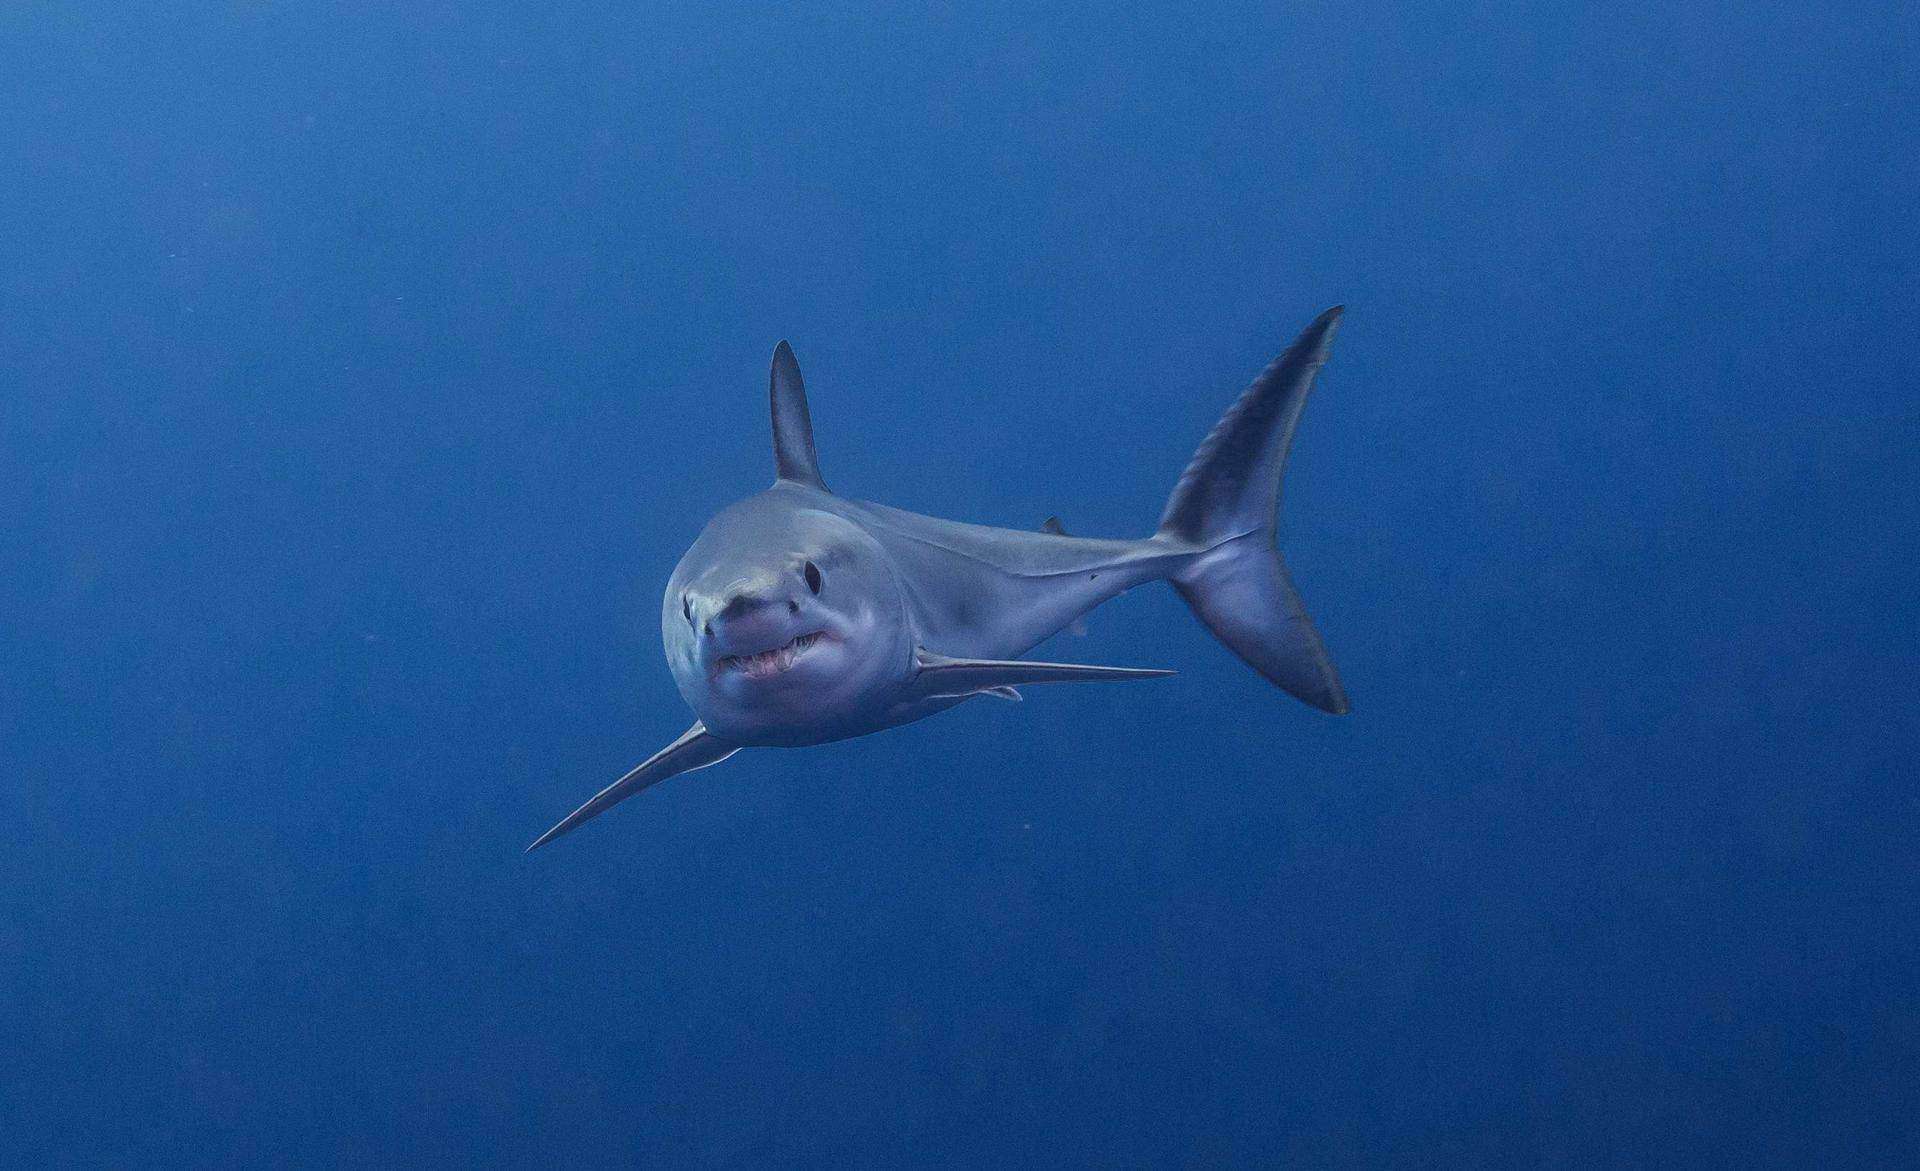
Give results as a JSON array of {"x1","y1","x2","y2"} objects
[{"x1": 528, "y1": 307, "x2": 1351, "y2": 850}]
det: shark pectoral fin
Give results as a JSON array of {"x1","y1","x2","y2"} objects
[
  {"x1": 526, "y1": 722, "x2": 738, "y2": 852},
  {"x1": 912, "y1": 649, "x2": 1172, "y2": 698}
]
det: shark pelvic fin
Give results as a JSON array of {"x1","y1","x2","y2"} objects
[
  {"x1": 769, "y1": 340, "x2": 827, "y2": 490},
  {"x1": 912, "y1": 649, "x2": 1172, "y2": 699},
  {"x1": 526, "y1": 722, "x2": 738, "y2": 851}
]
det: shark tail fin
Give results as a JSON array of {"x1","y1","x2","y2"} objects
[{"x1": 1157, "y1": 307, "x2": 1350, "y2": 714}]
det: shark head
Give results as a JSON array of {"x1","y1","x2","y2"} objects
[{"x1": 663, "y1": 494, "x2": 915, "y2": 745}]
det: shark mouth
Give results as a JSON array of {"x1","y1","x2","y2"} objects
[{"x1": 715, "y1": 631, "x2": 826, "y2": 680}]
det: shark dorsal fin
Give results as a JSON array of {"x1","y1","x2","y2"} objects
[{"x1": 769, "y1": 340, "x2": 827, "y2": 490}]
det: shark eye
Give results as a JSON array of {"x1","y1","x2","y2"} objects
[{"x1": 803, "y1": 561, "x2": 822, "y2": 595}]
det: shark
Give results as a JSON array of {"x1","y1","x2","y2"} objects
[{"x1": 527, "y1": 307, "x2": 1351, "y2": 851}]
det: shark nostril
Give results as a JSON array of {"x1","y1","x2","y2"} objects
[
  {"x1": 703, "y1": 620, "x2": 712, "y2": 639},
  {"x1": 788, "y1": 600, "x2": 799, "y2": 614}
]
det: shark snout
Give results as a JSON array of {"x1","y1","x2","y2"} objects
[
  {"x1": 716, "y1": 589, "x2": 789, "y2": 622},
  {"x1": 700, "y1": 582, "x2": 805, "y2": 655}
]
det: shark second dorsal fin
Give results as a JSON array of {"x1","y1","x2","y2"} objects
[
  {"x1": 1038, "y1": 518, "x2": 1088, "y2": 635},
  {"x1": 770, "y1": 340, "x2": 827, "y2": 490}
]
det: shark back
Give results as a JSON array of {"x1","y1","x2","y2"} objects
[{"x1": 839, "y1": 499, "x2": 1180, "y2": 659}]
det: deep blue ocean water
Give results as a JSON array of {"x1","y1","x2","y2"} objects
[{"x1": 3, "y1": 4, "x2": 1915, "y2": 1165}]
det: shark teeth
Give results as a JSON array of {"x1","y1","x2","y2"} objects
[{"x1": 718, "y1": 631, "x2": 823, "y2": 680}]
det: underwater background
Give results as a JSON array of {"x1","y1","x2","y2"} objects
[{"x1": 3, "y1": 3, "x2": 1915, "y2": 1165}]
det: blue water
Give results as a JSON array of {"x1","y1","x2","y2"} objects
[{"x1": 4, "y1": 4, "x2": 1915, "y2": 1165}]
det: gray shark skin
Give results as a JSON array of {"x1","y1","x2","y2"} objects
[{"x1": 528, "y1": 307, "x2": 1351, "y2": 850}]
